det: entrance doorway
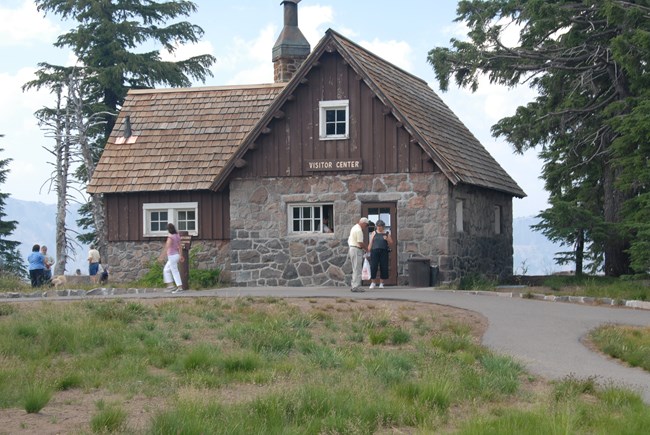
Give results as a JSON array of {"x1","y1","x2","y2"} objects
[{"x1": 362, "y1": 203, "x2": 397, "y2": 286}]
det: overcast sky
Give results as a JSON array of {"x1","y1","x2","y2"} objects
[{"x1": 0, "y1": 0, "x2": 544, "y2": 217}]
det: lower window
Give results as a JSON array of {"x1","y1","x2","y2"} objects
[
  {"x1": 289, "y1": 204, "x2": 334, "y2": 233},
  {"x1": 143, "y1": 202, "x2": 198, "y2": 237}
]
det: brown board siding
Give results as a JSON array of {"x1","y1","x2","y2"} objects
[
  {"x1": 105, "y1": 190, "x2": 230, "y2": 242},
  {"x1": 235, "y1": 51, "x2": 436, "y2": 180}
]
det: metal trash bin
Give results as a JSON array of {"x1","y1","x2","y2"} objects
[
  {"x1": 430, "y1": 265, "x2": 439, "y2": 286},
  {"x1": 408, "y1": 258, "x2": 431, "y2": 287}
]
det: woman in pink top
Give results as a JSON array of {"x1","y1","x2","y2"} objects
[{"x1": 158, "y1": 223, "x2": 185, "y2": 293}]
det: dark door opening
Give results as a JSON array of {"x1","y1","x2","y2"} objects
[{"x1": 362, "y1": 203, "x2": 397, "y2": 286}]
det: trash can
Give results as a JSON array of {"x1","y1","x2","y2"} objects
[
  {"x1": 408, "y1": 258, "x2": 431, "y2": 287},
  {"x1": 430, "y1": 265, "x2": 439, "y2": 286}
]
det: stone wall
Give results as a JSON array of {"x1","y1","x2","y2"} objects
[
  {"x1": 229, "y1": 173, "x2": 453, "y2": 286},
  {"x1": 107, "y1": 174, "x2": 514, "y2": 286},
  {"x1": 447, "y1": 184, "x2": 514, "y2": 281},
  {"x1": 106, "y1": 240, "x2": 230, "y2": 283}
]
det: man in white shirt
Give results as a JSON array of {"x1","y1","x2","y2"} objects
[{"x1": 347, "y1": 217, "x2": 369, "y2": 292}]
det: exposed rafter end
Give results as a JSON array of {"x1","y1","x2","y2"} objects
[
  {"x1": 300, "y1": 77, "x2": 309, "y2": 84},
  {"x1": 287, "y1": 94, "x2": 296, "y2": 101},
  {"x1": 274, "y1": 110, "x2": 285, "y2": 119},
  {"x1": 249, "y1": 142, "x2": 258, "y2": 150},
  {"x1": 234, "y1": 159, "x2": 247, "y2": 168},
  {"x1": 262, "y1": 127, "x2": 272, "y2": 134}
]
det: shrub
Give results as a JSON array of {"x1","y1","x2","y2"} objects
[{"x1": 24, "y1": 384, "x2": 52, "y2": 413}]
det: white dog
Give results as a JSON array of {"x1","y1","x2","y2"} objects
[{"x1": 50, "y1": 275, "x2": 67, "y2": 289}]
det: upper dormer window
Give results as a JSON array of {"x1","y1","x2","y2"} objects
[{"x1": 319, "y1": 100, "x2": 349, "y2": 140}]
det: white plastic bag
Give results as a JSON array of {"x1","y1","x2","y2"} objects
[{"x1": 362, "y1": 258, "x2": 370, "y2": 280}]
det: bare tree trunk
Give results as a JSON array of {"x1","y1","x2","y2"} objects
[
  {"x1": 603, "y1": 160, "x2": 631, "y2": 276},
  {"x1": 69, "y1": 76, "x2": 109, "y2": 262},
  {"x1": 54, "y1": 85, "x2": 70, "y2": 276},
  {"x1": 574, "y1": 228, "x2": 584, "y2": 277}
]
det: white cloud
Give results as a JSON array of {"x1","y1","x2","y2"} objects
[
  {"x1": 300, "y1": 5, "x2": 334, "y2": 46},
  {"x1": 0, "y1": 67, "x2": 58, "y2": 203},
  {"x1": 0, "y1": 0, "x2": 60, "y2": 46},
  {"x1": 359, "y1": 38, "x2": 413, "y2": 72},
  {"x1": 160, "y1": 40, "x2": 215, "y2": 63}
]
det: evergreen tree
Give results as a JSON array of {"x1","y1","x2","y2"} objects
[
  {"x1": 0, "y1": 140, "x2": 26, "y2": 277},
  {"x1": 30, "y1": 0, "x2": 216, "y2": 259},
  {"x1": 428, "y1": 0, "x2": 650, "y2": 276}
]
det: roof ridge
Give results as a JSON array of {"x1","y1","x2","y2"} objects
[
  {"x1": 325, "y1": 28, "x2": 428, "y2": 86},
  {"x1": 128, "y1": 83, "x2": 286, "y2": 95}
]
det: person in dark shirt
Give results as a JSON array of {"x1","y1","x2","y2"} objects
[{"x1": 368, "y1": 220, "x2": 393, "y2": 289}]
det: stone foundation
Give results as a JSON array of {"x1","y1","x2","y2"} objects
[{"x1": 106, "y1": 240, "x2": 230, "y2": 284}]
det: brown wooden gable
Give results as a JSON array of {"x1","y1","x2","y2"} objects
[
  {"x1": 213, "y1": 29, "x2": 525, "y2": 198},
  {"x1": 229, "y1": 50, "x2": 436, "y2": 179}
]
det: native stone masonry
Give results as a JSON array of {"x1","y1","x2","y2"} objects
[
  {"x1": 106, "y1": 240, "x2": 230, "y2": 284},
  {"x1": 228, "y1": 172, "x2": 513, "y2": 287}
]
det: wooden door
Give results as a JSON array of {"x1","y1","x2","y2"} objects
[{"x1": 362, "y1": 203, "x2": 398, "y2": 286}]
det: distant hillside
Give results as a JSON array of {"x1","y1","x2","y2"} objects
[
  {"x1": 513, "y1": 216, "x2": 572, "y2": 275},
  {"x1": 5, "y1": 198, "x2": 569, "y2": 277},
  {"x1": 5, "y1": 197, "x2": 89, "y2": 275}
]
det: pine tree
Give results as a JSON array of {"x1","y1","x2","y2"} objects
[
  {"x1": 0, "y1": 140, "x2": 26, "y2": 277},
  {"x1": 29, "y1": 0, "x2": 216, "y2": 260},
  {"x1": 429, "y1": 0, "x2": 650, "y2": 276}
]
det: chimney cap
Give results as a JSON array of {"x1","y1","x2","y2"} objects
[{"x1": 281, "y1": 0, "x2": 301, "y2": 3}]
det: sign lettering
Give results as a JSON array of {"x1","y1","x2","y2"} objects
[{"x1": 306, "y1": 159, "x2": 362, "y2": 172}]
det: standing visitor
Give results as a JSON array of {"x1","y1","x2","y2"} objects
[
  {"x1": 41, "y1": 245, "x2": 54, "y2": 283},
  {"x1": 368, "y1": 220, "x2": 393, "y2": 289},
  {"x1": 347, "y1": 217, "x2": 369, "y2": 292},
  {"x1": 159, "y1": 223, "x2": 185, "y2": 293},
  {"x1": 87, "y1": 245, "x2": 101, "y2": 284},
  {"x1": 27, "y1": 244, "x2": 46, "y2": 288}
]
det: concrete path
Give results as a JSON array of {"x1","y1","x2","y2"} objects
[{"x1": 10, "y1": 285, "x2": 650, "y2": 403}]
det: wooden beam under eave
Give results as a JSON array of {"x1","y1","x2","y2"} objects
[
  {"x1": 274, "y1": 111, "x2": 285, "y2": 119},
  {"x1": 249, "y1": 142, "x2": 258, "y2": 150},
  {"x1": 262, "y1": 127, "x2": 272, "y2": 135},
  {"x1": 300, "y1": 77, "x2": 308, "y2": 84},
  {"x1": 287, "y1": 94, "x2": 296, "y2": 101}
]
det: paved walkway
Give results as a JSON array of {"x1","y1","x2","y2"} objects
[{"x1": 8, "y1": 285, "x2": 650, "y2": 403}]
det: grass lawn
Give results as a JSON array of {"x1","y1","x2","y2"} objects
[{"x1": 0, "y1": 296, "x2": 648, "y2": 434}]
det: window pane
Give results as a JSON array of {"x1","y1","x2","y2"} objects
[
  {"x1": 326, "y1": 110, "x2": 335, "y2": 122},
  {"x1": 303, "y1": 207, "x2": 311, "y2": 218},
  {"x1": 336, "y1": 123, "x2": 345, "y2": 135},
  {"x1": 326, "y1": 124, "x2": 335, "y2": 135},
  {"x1": 336, "y1": 109, "x2": 346, "y2": 121}
]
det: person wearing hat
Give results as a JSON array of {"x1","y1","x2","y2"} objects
[
  {"x1": 368, "y1": 220, "x2": 393, "y2": 289},
  {"x1": 347, "y1": 217, "x2": 369, "y2": 292}
]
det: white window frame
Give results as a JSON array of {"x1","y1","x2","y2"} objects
[
  {"x1": 288, "y1": 203, "x2": 333, "y2": 234},
  {"x1": 143, "y1": 202, "x2": 198, "y2": 237},
  {"x1": 319, "y1": 100, "x2": 349, "y2": 140}
]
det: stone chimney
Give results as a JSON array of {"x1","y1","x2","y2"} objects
[{"x1": 272, "y1": 0, "x2": 310, "y2": 83}]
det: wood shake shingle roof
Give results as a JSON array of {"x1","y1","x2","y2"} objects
[
  {"x1": 328, "y1": 30, "x2": 525, "y2": 197},
  {"x1": 88, "y1": 29, "x2": 524, "y2": 198},
  {"x1": 87, "y1": 84, "x2": 285, "y2": 194}
]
